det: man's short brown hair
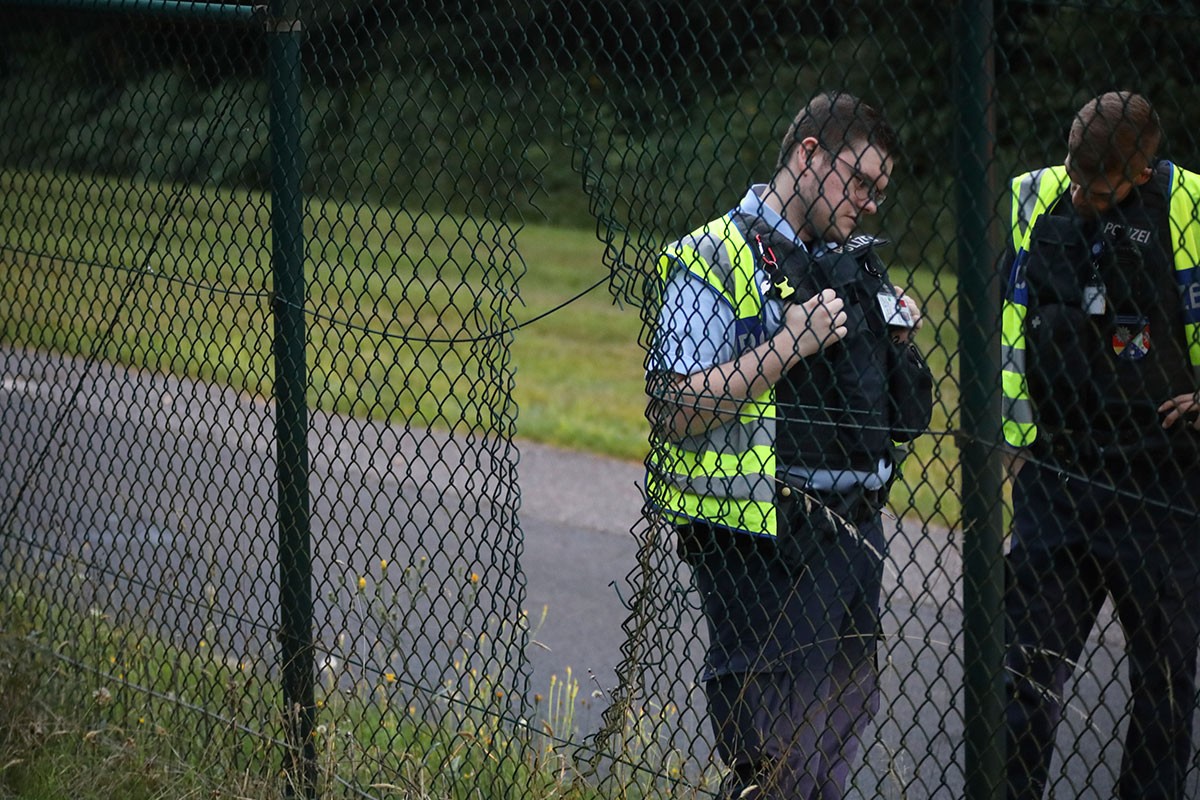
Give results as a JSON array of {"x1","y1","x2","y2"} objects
[
  {"x1": 775, "y1": 91, "x2": 900, "y2": 172},
  {"x1": 1068, "y1": 91, "x2": 1161, "y2": 179}
]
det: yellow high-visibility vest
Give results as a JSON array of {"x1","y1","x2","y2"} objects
[{"x1": 646, "y1": 214, "x2": 778, "y2": 538}]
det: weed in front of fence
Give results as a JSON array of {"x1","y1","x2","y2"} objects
[
  {"x1": 315, "y1": 556, "x2": 725, "y2": 799},
  {"x1": 0, "y1": 586, "x2": 283, "y2": 798}
]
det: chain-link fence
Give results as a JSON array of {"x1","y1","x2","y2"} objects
[{"x1": 3, "y1": 1, "x2": 1200, "y2": 798}]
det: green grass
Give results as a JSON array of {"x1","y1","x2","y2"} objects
[
  {"x1": 0, "y1": 168, "x2": 651, "y2": 462},
  {"x1": 0, "y1": 167, "x2": 963, "y2": 525},
  {"x1": 894, "y1": 265, "x2": 960, "y2": 529}
]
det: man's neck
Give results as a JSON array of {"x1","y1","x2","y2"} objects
[{"x1": 761, "y1": 181, "x2": 816, "y2": 248}]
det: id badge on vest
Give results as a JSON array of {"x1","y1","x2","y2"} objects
[
  {"x1": 876, "y1": 289, "x2": 914, "y2": 329},
  {"x1": 1083, "y1": 282, "x2": 1106, "y2": 315}
]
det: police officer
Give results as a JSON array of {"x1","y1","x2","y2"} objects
[
  {"x1": 1001, "y1": 91, "x2": 1200, "y2": 800},
  {"x1": 645, "y1": 91, "x2": 933, "y2": 800}
]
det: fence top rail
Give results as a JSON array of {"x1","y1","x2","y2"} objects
[{"x1": 0, "y1": 0, "x2": 260, "y2": 21}]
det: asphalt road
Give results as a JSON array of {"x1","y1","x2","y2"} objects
[{"x1": 1, "y1": 346, "x2": 1190, "y2": 799}]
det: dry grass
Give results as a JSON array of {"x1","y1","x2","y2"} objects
[
  {"x1": 0, "y1": 599, "x2": 705, "y2": 800},
  {"x1": 0, "y1": 627, "x2": 272, "y2": 799}
]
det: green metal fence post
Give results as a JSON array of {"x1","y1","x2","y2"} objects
[
  {"x1": 268, "y1": 1, "x2": 315, "y2": 796},
  {"x1": 955, "y1": 1, "x2": 1005, "y2": 799}
]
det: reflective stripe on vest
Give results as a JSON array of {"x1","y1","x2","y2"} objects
[{"x1": 646, "y1": 213, "x2": 779, "y2": 538}]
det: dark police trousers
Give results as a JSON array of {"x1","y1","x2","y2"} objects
[
  {"x1": 1005, "y1": 456, "x2": 1200, "y2": 800},
  {"x1": 681, "y1": 487, "x2": 885, "y2": 800}
]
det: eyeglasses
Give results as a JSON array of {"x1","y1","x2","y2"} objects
[{"x1": 822, "y1": 146, "x2": 888, "y2": 207}]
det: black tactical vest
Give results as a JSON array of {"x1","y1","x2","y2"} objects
[
  {"x1": 1024, "y1": 164, "x2": 1196, "y2": 445},
  {"x1": 739, "y1": 215, "x2": 902, "y2": 472}
]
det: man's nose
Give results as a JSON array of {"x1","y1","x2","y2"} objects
[
  {"x1": 854, "y1": 194, "x2": 878, "y2": 214},
  {"x1": 1071, "y1": 184, "x2": 1102, "y2": 214}
]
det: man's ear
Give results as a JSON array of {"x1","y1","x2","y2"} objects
[
  {"x1": 798, "y1": 136, "x2": 820, "y2": 166},
  {"x1": 1133, "y1": 164, "x2": 1154, "y2": 186}
]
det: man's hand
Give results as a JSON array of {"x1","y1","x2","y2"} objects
[
  {"x1": 890, "y1": 290, "x2": 924, "y2": 344},
  {"x1": 783, "y1": 288, "x2": 847, "y2": 358},
  {"x1": 1159, "y1": 391, "x2": 1200, "y2": 430},
  {"x1": 652, "y1": 288, "x2": 846, "y2": 441},
  {"x1": 1002, "y1": 448, "x2": 1027, "y2": 480}
]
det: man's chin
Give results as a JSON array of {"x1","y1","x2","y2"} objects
[
  {"x1": 827, "y1": 225, "x2": 856, "y2": 245},
  {"x1": 811, "y1": 216, "x2": 857, "y2": 246},
  {"x1": 816, "y1": 226, "x2": 848, "y2": 246}
]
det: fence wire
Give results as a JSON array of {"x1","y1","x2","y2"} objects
[{"x1": 2, "y1": 2, "x2": 1200, "y2": 799}]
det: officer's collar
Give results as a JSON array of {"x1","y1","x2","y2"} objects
[{"x1": 739, "y1": 184, "x2": 822, "y2": 253}]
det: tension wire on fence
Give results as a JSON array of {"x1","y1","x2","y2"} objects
[
  {"x1": 291, "y1": 272, "x2": 616, "y2": 345},
  {"x1": 0, "y1": 245, "x2": 273, "y2": 300}
]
